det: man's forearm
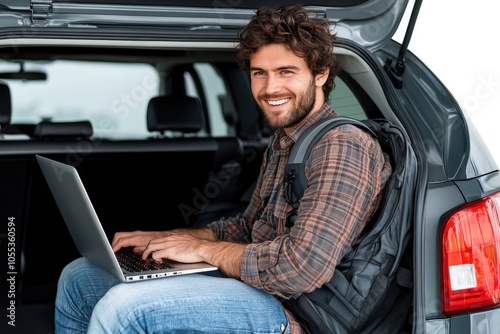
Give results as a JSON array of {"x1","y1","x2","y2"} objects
[
  {"x1": 198, "y1": 241, "x2": 246, "y2": 278},
  {"x1": 177, "y1": 227, "x2": 217, "y2": 241}
]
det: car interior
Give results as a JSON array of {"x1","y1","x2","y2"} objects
[{"x1": 0, "y1": 42, "x2": 412, "y2": 333}]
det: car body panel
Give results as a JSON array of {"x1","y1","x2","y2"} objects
[
  {"x1": 0, "y1": 0, "x2": 408, "y2": 52},
  {"x1": 427, "y1": 308, "x2": 500, "y2": 334},
  {"x1": 341, "y1": 39, "x2": 498, "y2": 182}
]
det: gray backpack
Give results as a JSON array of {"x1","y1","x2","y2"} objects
[{"x1": 282, "y1": 116, "x2": 417, "y2": 333}]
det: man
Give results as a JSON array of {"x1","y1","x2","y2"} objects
[{"x1": 55, "y1": 4, "x2": 391, "y2": 333}]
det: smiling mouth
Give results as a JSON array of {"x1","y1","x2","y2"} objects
[{"x1": 267, "y1": 98, "x2": 290, "y2": 106}]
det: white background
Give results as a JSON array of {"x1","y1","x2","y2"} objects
[{"x1": 394, "y1": 1, "x2": 500, "y2": 165}]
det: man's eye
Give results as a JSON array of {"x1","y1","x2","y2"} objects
[{"x1": 251, "y1": 71, "x2": 266, "y2": 78}]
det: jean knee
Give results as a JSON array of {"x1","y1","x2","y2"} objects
[
  {"x1": 93, "y1": 284, "x2": 131, "y2": 315},
  {"x1": 90, "y1": 285, "x2": 141, "y2": 331},
  {"x1": 60, "y1": 258, "x2": 87, "y2": 279},
  {"x1": 57, "y1": 258, "x2": 89, "y2": 295}
]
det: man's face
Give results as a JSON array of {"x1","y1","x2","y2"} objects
[{"x1": 249, "y1": 43, "x2": 328, "y2": 133}]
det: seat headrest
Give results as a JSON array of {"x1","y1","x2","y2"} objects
[
  {"x1": 0, "y1": 82, "x2": 12, "y2": 126},
  {"x1": 34, "y1": 121, "x2": 93, "y2": 139},
  {"x1": 147, "y1": 95, "x2": 204, "y2": 134}
]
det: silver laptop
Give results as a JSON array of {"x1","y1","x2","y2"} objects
[{"x1": 36, "y1": 155, "x2": 218, "y2": 282}]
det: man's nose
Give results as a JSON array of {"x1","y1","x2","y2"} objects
[{"x1": 264, "y1": 74, "x2": 282, "y2": 95}]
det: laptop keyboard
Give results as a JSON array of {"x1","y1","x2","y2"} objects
[{"x1": 116, "y1": 250, "x2": 174, "y2": 272}]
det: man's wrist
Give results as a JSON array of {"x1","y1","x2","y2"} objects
[{"x1": 198, "y1": 241, "x2": 245, "y2": 278}]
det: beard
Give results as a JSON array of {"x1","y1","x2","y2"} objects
[{"x1": 259, "y1": 78, "x2": 317, "y2": 131}]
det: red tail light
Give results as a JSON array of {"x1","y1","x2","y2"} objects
[{"x1": 441, "y1": 191, "x2": 500, "y2": 314}]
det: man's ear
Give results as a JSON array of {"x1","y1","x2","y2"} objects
[{"x1": 315, "y1": 68, "x2": 330, "y2": 87}]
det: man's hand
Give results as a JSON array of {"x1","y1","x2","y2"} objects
[
  {"x1": 111, "y1": 228, "x2": 245, "y2": 278},
  {"x1": 111, "y1": 227, "x2": 215, "y2": 254}
]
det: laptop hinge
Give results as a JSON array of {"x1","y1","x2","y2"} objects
[{"x1": 31, "y1": 0, "x2": 53, "y2": 27}]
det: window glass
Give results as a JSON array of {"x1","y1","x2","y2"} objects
[
  {"x1": 171, "y1": 63, "x2": 231, "y2": 137},
  {"x1": 331, "y1": 77, "x2": 367, "y2": 120},
  {"x1": 194, "y1": 63, "x2": 229, "y2": 136},
  {"x1": 2, "y1": 60, "x2": 360, "y2": 138},
  {"x1": 2, "y1": 60, "x2": 159, "y2": 138}
]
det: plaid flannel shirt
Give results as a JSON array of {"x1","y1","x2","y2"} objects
[{"x1": 209, "y1": 103, "x2": 392, "y2": 333}]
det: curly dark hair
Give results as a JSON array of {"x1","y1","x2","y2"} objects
[{"x1": 236, "y1": 4, "x2": 339, "y2": 99}]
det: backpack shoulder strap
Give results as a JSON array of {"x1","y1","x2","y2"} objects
[{"x1": 284, "y1": 116, "x2": 375, "y2": 226}]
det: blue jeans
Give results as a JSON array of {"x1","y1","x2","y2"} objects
[{"x1": 55, "y1": 258, "x2": 290, "y2": 333}]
